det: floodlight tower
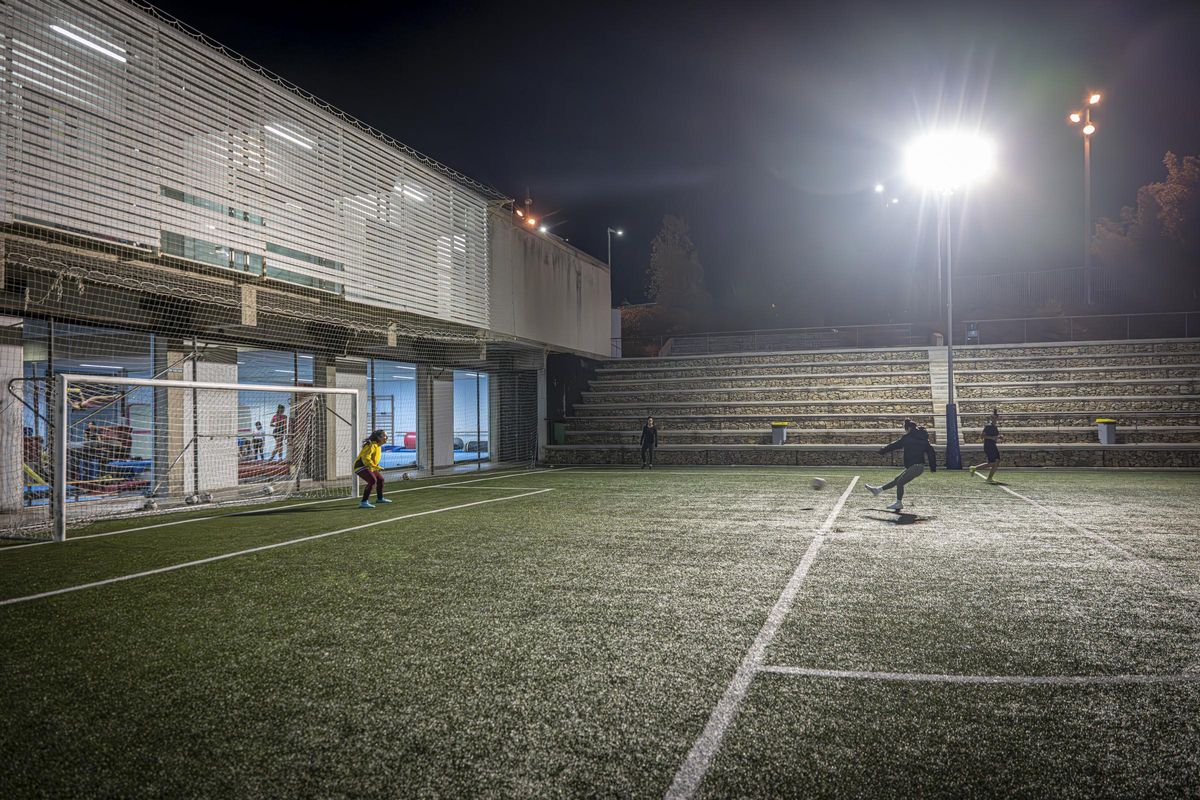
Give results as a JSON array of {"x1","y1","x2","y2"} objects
[
  {"x1": 1068, "y1": 92, "x2": 1101, "y2": 303},
  {"x1": 905, "y1": 132, "x2": 996, "y2": 469}
]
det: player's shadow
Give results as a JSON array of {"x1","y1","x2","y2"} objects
[
  {"x1": 982, "y1": 480, "x2": 1010, "y2": 486},
  {"x1": 863, "y1": 512, "x2": 929, "y2": 526}
]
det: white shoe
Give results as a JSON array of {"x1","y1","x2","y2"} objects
[
  {"x1": 886, "y1": 501, "x2": 903, "y2": 512},
  {"x1": 865, "y1": 484, "x2": 882, "y2": 496}
]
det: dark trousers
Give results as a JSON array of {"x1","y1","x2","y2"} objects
[
  {"x1": 357, "y1": 467, "x2": 384, "y2": 501},
  {"x1": 641, "y1": 444, "x2": 654, "y2": 466}
]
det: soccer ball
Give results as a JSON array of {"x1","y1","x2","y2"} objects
[
  {"x1": 262, "y1": 485, "x2": 275, "y2": 496},
  {"x1": 810, "y1": 477, "x2": 827, "y2": 490},
  {"x1": 185, "y1": 494, "x2": 200, "y2": 505},
  {"x1": 401, "y1": 472, "x2": 412, "y2": 481},
  {"x1": 142, "y1": 499, "x2": 159, "y2": 511}
]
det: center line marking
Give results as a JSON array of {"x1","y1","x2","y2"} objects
[
  {"x1": 666, "y1": 476, "x2": 858, "y2": 800},
  {"x1": 0, "y1": 489, "x2": 553, "y2": 607}
]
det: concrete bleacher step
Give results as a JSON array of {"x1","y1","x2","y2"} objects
[
  {"x1": 957, "y1": 395, "x2": 1200, "y2": 413},
  {"x1": 581, "y1": 385, "x2": 933, "y2": 403},
  {"x1": 565, "y1": 428, "x2": 939, "y2": 446},
  {"x1": 574, "y1": 399, "x2": 934, "y2": 417},
  {"x1": 956, "y1": 379, "x2": 1200, "y2": 398},
  {"x1": 595, "y1": 359, "x2": 928, "y2": 380},
  {"x1": 590, "y1": 370, "x2": 930, "y2": 389},
  {"x1": 959, "y1": 426, "x2": 1200, "y2": 444},
  {"x1": 566, "y1": 413, "x2": 936, "y2": 431},
  {"x1": 957, "y1": 365, "x2": 1200, "y2": 382},
  {"x1": 543, "y1": 442, "x2": 1200, "y2": 468}
]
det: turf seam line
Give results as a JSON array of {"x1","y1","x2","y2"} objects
[
  {"x1": 0, "y1": 489, "x2": 554, "y2": 607},
  {"x1": 666, "y1": 475, "x2": 859, "y2": 800},
  {"x1": 0, "y1": 469, "x2": 565, "y2": 552},
  {"x1": 759, "y1": 666, "x2": 1200, "y2": 685},
  {"x1": 996, "y1": 483, "x2": 1197, "y2": 597}
]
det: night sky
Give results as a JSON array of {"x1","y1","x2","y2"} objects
[{"x1": 151, "y1": 0, "x2": 1200, "y2": 324}]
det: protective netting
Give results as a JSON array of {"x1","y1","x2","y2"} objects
[
  {"x1": 20, "y1": 376, "x2": 355, "y2": 540},
  {"x1": 0, "y1": 0, "x2": 546, "y2": 541}
]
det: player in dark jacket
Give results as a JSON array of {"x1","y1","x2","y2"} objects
[
  {"x1": 969, "y1": 408, "x2": 1002, "y2": 483},
  {"x1": 640, "y1": 416, "x2": 658, "y2": 469},
  {"x1": 864, "y1": 419, "x2": 937, "y2": 511}
]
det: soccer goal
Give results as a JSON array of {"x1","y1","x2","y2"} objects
[{"x1": 18, "y1": 374, "x2": 360, "y2": 541}]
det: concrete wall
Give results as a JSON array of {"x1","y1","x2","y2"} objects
[{"x1": 488, "y1": 212, "x2": 611, "y2": 359}]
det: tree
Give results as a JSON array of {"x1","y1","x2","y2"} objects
[
  {"x1": 1093, "y1": 152, "x2": 1200, "y2": 309},
  {"x1": 645, "y1": 215, "x2": 711, "y2": 313}
]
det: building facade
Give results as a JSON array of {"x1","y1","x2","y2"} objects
[{"x1": 0, "y1": 0, "x2": 610, "y2": 532}]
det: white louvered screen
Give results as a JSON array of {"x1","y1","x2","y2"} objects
[{"x1": 0, "y1": 0, "x2": 494, "y2": 329}]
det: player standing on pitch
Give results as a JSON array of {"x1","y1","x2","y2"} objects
[
  {"x1": 969, "y1": 408, "x2": 1002, "y2": 483},
  {"x1": 640, "y1": 416, "x2": 658, "y2": 469},
  {"x1": 355, "y1": 429, "x2": 394, "y2": 508},
  {"x1": 864, "y1": 419, "x2": 937, "y2": 511}
]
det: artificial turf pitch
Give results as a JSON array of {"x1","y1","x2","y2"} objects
[{"x1": 1, "y1": 467, "x2": 1197, "y2": 797}]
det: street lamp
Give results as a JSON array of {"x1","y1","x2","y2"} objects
[
  {"x1": 905, "y1": 131, "x2": 996, "y2": 470},
  {"x1": 1067, "y1": 90, "x2": 1100, "y2": 303},
  {"x1": 607, "y1": 227, "x2": 624, "y2": 267}
]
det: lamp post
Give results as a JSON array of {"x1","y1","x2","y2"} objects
[
  {"x1": 606, "y1": 227, "x2": 624, "y2": 267},
  {"x1": 1068, "y1": 92, "x2": 1100, "y2": 304},
  {"x1": 905, "y1": 131, "x2": 996, "y2": 470}
]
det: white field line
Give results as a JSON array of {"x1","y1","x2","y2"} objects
[
  {"x1": 0, "y1": 489, "x2": 554, "y2": 607},
  {"x1": 0, "y1": 469, "x2": 568, "y2": 552},
  {"x1": 759, "y1": 665, "x2": 1200, "y2": 685},
  {"x1": 567, "y1": 469, "x2": 840, "y2": 478},
  {"x1": 666, "y1": 476, "x2": 859, "y2": 800},
  {"x1": 995, "y1": 482, "x2": 1195, "y2": 593}
]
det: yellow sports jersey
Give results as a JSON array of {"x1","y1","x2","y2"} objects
[{"x1": 354, "y1": 441, "x2": 381, "y2": 471}]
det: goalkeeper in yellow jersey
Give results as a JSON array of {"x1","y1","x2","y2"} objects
[{"x1": 355, "y1": 430, "x2": 393, "y2": 508}]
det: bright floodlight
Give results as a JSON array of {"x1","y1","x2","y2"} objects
[
  {"x1": 1089, "y1": 93, "x2": 1101, "y2": 105},
  {"x1": 1082, "y1": 123, "x2": 1096, "y2": 136},
  {"x1": 616, "y1": 229, "x2": 624, "y2": 236},
  {"x1": 904, "y1": 132, "x2": 996, "y2": 192},
  {"x1": 1068, "y1": 112, "x2": 1082, "y2": 123},
  {"x1": 874, "y1": 183, "x2": 885, "y2": 193}
]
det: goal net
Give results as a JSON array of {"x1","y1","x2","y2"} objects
[{"x1": 7, "y1": 374, "x2": 357, "y2": 541}]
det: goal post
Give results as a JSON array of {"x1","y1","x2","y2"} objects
[{"x1": 44, "y1": 374, "x2": 359, "y2": 542}]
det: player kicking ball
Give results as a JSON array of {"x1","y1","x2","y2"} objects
[
  {"x1": 355, "y1": 429, "x2": 394, "y2": 508},
  {"x1": 864, "y1": 419, "x2": 937, "y2": 511}
]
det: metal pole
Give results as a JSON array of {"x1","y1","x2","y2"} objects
[
  {"x1": 192, "y1": 342, "x2": 200, "y2": 500},
  {"x1": 53, "y1": 374, "x2": 68, "y2": 542},
  {"x1": 349, "y1": 390, "x2": 359, "y2": 499},
  {"x1": 944, "y1": 193, "x2": 962, "y2": 470},
  {"x1": 1084, "y1": 111, "x2": 1093, "y2": 304},
  {"x1": 607, "y1": 230, "x2": 612, "y2": 268},
  {"x1": 475, "y1": 372, "x2": 481, "y2": 471}
]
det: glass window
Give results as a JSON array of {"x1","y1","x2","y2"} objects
[
  {"x1": 237, "y1": 348, "x2": 308, "y2": 465},
  {"x1": 370, "y1": 359, "x2": 417, "y2": 469},
  {"x1": 21, "y1": 320, "x2": 155, "y2": 506},
  {"x1": 453, "y1": 370, "x2": 489, "y2": 463}
]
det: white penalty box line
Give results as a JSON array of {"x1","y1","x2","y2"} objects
[
  {"x1": 666, "y1": 476, "x2": 859, "y2": 800},
  {"x1": 0, "y1": 488, "x2": 554, "y2": 607},
  {"x1": 0, "y1": 468, "x2": 574, "y2": 552},
  {"x1": 989, "y1": 477, "x2": 1199, "y2": 601}
]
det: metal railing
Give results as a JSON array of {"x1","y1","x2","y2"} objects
[{"x1": 618, "y1": 311, "x2": 1200, "y2": 358}]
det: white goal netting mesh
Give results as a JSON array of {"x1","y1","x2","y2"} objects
[{"x1": 7, "y1": 374, "x2": 358, "y2": 541}]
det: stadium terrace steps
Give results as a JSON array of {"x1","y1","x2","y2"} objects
[{"x1": 545, "y1": 339, "x2": 1200, "y2": 468}]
